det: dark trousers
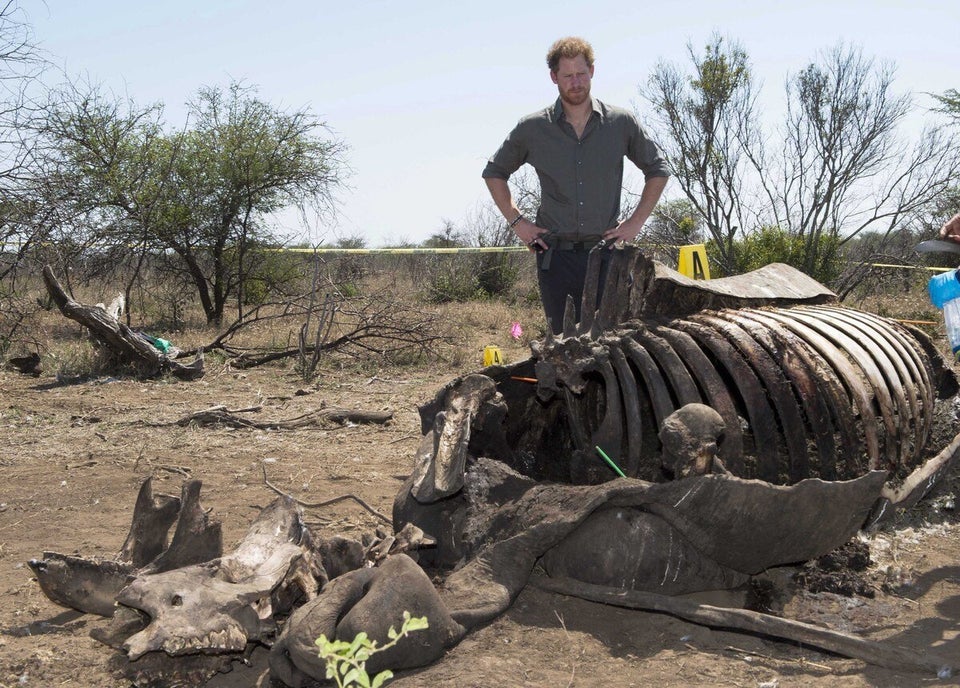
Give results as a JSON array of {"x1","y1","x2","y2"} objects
[{"x1": 537, "y1": 248, "x2": 611, "y2": 334}]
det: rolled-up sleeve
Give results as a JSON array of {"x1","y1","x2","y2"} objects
[
  {"x1": 482, "y1": 121, "x2": 529, "y2": 180},
  {"x1": 626, "y1": 119, "x2": 670, "y2": 180}
]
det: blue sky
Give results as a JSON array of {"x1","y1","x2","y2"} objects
[{"x1": 27, "y1": 0, "x2": 960, "y2": 246}]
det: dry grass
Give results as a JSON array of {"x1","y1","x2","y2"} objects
[{"x1": 6, "y1": 255, "x2": 547, "y2": 379}]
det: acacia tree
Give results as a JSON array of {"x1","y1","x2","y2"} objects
[
  {"x1": 934, "y1": 89, "x2": 960, "y2": 120},
  {"x1": 640, "y1": 35, "x2": 760, "y2": 273},
  {"x1": 37, "y1": 81, "x2": 347, "y2": 325},
  {"x1": 153, "y1": 83, "x2": 347, "y2": 324}
]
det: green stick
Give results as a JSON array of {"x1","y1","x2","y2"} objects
[{"x1": 595, "y1": 445, "x2": 626, "y2": 478}]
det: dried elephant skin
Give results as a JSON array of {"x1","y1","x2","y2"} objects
[
  {"x1": 278, "y1": 466, "x2": 886, "y2": 686},
  {"x1": 412, "y1": 464, "x2": 890, "y2": 627}
]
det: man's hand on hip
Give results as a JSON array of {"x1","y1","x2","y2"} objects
[
  {"x1": 515, "y1": 219, "x2": 547, "y2": 251},
  {"x1": 603, "y1": 218, "x2": 643, "y2": 245}
]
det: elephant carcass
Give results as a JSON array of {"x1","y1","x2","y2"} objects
[{"x1": 274, "y1": 453, "x2": 888, "y2": 685}]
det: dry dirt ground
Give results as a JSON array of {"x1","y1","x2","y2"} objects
[{"x1": 0, "y1": 341, "x2": 958, "y2": 688}]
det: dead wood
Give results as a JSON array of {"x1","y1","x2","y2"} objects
[
  {"x1": 533, "y1": 575, "x2": 954, "y2": 678},
  {"x1": 261, "y1": 465, "x2": 392, "y2": 525},
  {"x1": 168, "y1": 404, "x2": 393, "y2": 429},
  {"x1": 191, "y1": 290, "x2": 446, "y2": 370},
  {"x1": 41, "y1": 265, "x2": 204, "y2": 381}
]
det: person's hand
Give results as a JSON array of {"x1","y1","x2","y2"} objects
[
  {"x1": 940, "y1": 212, "x2": 960, "y2": 242},
  {"x1": 514, "y1": 219, "x2": 547, "y2": 252},
  {"x1": 602, "y1": 219, "x2": 643, "y2": 246}
]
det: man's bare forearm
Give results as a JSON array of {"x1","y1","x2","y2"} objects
[
  {"x1": 604, "y1": 175, "x2": 668, "y2": 243},
  {"x1": 484, "y1": 177, "x2": 545, "y2": 249}
]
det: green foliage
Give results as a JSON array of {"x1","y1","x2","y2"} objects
[
  {"x1": 420, "y1": 213, "x2": 524, "y2": 303},
  {"x1": 476, "y1": 252, "x2": 521, "y2": 297},
  {"x1": 644, "y1": 40, "x2": 957, "y2": 283},
  {"x1": 425, "y1": 265, "x2": 485, "y2": 303},
  {"x1": 689, "y1": 38, "x2": 750, "y2": 122},
  {"x1": 933, "y1": 88, "x2": 960, "y2": 119},
  {"x1": 232, "y1": 244, "x2": 304, "y2": 307},
  {"x1": 715, "y1": 225, "x2": 843, "y2": 283},
  {"x1": 316, "y1": 611, "x2": 429, "y2": 688},
  {"x1": 335, "y1": 235, "x2": 368, "y2": 249}
]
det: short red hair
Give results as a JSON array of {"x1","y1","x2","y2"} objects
[{"x1": 547, "y1": 37, "x2": 595, "y2": 72}]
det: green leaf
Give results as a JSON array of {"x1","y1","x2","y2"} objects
[
  {"x1": 342, "y1": 667, "x2": 364, "y2": 686},
  {"x1": 404, "y1": 615, "x2": 430, "y2": 633},
  {"x1": 371, "y1": 669, "x2": 395, "y2": 688},
  {"x1": 349, "y1": 632, "x2": 369, "y2": 655}
]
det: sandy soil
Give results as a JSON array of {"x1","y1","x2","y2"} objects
[{"x1": 0, "y1": 353, "x2": 958, "y2": 688}]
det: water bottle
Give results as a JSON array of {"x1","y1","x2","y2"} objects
[{"x1": 929, "y1": 269, "x2": 960, "y2": 360}]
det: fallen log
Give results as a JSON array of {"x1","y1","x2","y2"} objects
[
  {"x1": 41, "y1": 265, "x2": 204, "y2": 381},
  {"x1": 167, "y1": 404, "x2": 393, "y2": 429}
]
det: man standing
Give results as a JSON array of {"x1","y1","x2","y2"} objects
[{"x1": 483, "y1": 36, "x2": 669, "y2": 333}]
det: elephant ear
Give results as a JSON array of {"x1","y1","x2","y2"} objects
[{"x1": 624, "y1": 471, "x2": 889, "y2": 574}]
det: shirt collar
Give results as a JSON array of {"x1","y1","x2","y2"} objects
[{"x1": 552, "y1": 97, "x2": 603, "y2": 123}]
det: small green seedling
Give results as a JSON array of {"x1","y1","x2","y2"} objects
[{"x1": 316, "y1": 611, "x2": 429, "y2": 688}]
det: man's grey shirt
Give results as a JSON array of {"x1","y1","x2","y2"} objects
[{"x1": 483, "y1": 97, "x2": 669, "y2": 239}]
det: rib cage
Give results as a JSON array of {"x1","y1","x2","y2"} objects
[{"x1": 534, "y1": 304, "x2": 936, "y2": 484}]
